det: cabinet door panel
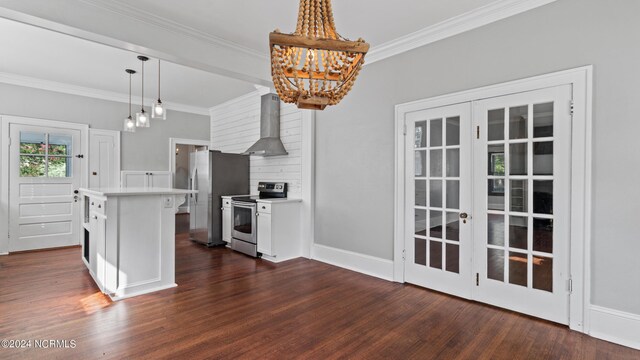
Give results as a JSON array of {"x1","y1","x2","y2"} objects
[
  {"x1": 222, "y1": 207, "x2": 231, "y2": 243},
  {"x1": 257, "y1": 212, "x2": 272, "y2": 256}
]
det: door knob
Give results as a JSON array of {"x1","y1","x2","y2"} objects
[{"x1": 459, "y1": 213, "x2": 468, "y2": 219}]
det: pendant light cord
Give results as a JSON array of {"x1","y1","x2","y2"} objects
[
  {"x1": 128, "y1": 73, "x2": 132, "y2": 117},
  {"x1": 141, "y1": 59, "x2": 144, "y2": 110},
  {"x1": 157, "y1": 59, "x2": 161, "y2": 100}
]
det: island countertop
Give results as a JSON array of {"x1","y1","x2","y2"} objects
[{"x1": 80, "y1": 187, "x2": 197, "y2": 197}]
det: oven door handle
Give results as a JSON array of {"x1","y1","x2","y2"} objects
[{"x1": 231, "y1": 202, "x2": 256, "y2": 210}]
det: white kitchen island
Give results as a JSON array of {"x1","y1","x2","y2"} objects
[{"x1": 79, "y1": 187, "x2": 195, "y2": 300}]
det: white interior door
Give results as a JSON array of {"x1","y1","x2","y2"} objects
[
  {"x1": 405, "y1": 103, "x2": 473, "y2": 298},
  {"x1": 472, "y1": 85, "x2": 572, "y2": 324},
  {"x1": 89, "y1": 129, "x2": 120, "y2": 188},
  {"x1": 9, "y1": 124, "x2": 82, "y2": 252}
]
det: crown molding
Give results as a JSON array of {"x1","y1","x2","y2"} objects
[
  {"x1": 77, "y1": 0, "x2": 268, "y2": 61},
  {"x1": 366, "y1": 0, "x2": 557, "y2": 65},
  {"x1": 209, "y1": 89, "x2": 263, "y2": 115},
  {"x1": 0, "y1": 72, "x2": 210, "y2": 116}
]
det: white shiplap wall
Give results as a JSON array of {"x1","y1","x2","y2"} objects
[{"x1": 210, "y1": 92, "x2": 303, "y2": 197}]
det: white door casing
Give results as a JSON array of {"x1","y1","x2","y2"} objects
[
  {"x1": 393, "y1": 66, "x2": 593, "y2": 332},
  {"x1": 8, "y1": 123, "x2": 82, "y2": 252},
  {"x1": 404, "y1": 102, "x2": 473, "y2": 299}
]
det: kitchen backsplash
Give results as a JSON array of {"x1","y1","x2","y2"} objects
[{"x1": 210, "y1": 92, "x2": 303, "y2": 197}]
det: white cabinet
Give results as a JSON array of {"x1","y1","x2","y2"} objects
[
  {"x1": 221, "y1": 197, "x2": 232, "y2": 243},
  {"x1": 256, "y1": 200, "x2": 301, "y2": 262},
  {"x1": 121, "y1": 171, "x2": 172, "y2": 188},
  {"x1": 89, "y1": 129, "x2": 120, "y2": 189}
]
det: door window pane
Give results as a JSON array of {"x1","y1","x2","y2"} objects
[
  {"x1": 510, "y1": 180, "x2": 528, "y2": 212},
  {"x1": 415, "y1": 209, "x2": 427, "y2": 236},
  {"x1": 446, "y1": 243, "x2": 460, "y2": 273},
  {"x1": 429, "y1": 241, "x2": 442, "y2": 269},
  {"x1": 533, "y1": 181, "x2": 553, "y2": 214},
  {"x1": 430, "y1": 118, "x2": 443, "y2": 147},
  {"x1": 488, "y1": 248, "x2": 504, "y2": 282},
  {"x1": 430, "y1": 149, "x2": 442, "y2": 177},
  {"x1": 20, "y1": 155, "x2": 46, "y2": 177},
  {"x1": 430, "y1": 210, "x2": 443, "y2": 239},
  {"x1": 415, "y1": 151, "x2": 426, "y2": 177},
  {"x1": 430, "y1": 180, "x2": 442, "y2": 208},
  {"x1": 446, "y1": 180, "x2": 459, "y2": 209},
  {"x1": 415, "y1": 121, "x2": 427, "y2": 148},
  {"x1": 509, "y1": 105, "x2": 528, "y2": 139},
  {"x1": 48, "y1": 157, "x2": 71, "y2": 178},
  {"x1": 509, "y1": 216, "x2": 528, "y2": 250},
  {"x1": 533, "y1": 142, "x2": 553, "y2": 175},
  {"x1": 488, "y1": 214, "x2": 505, "y2": 246},
  {"x1": 488, "y1": 145, "x2": 505, "y2": 175},
  {"x1": 415, "y1": 238, "x2": 427, "y2": 266},
  {"x1": 488, "y1": 180, "x2": 505, "y2": 211},
  {"x1": 533, "y1": 102, "x2": 553, "y2": 138},
  {"x1": 446, "y1": 149, "x2": 460, "y2": 177},
  {"x1": 20, "y1": 132, "x2": 46, "y2": 155},
  {"x1": 48, "y1": 134, "x2": 72, "y2": 155},
  {"x1": 533, "y1": 256, "x2": 553, "y2": 292},
  {"x1": 446, "y1": 117, "x2": 460, "y2": 146},
  {"x1": 509, "y1": 252, "x2": 528, "y2": 287},
  {"x1": 445, "y1": 212, "x2": 459, "y2": 241},
  {"x1": 415, "y1": 180, "x2": 426, "y2": 207},
  {"x1": 510, "y1": 143, "x2": 528, "y2": 175},
  {"x1": 533, "y1": 218, "x2": 553, "y2": 253},
  {"x1": 488, "y1": 109, "x2": 505, "y2": 141}
]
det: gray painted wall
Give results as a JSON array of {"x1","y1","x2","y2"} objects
[
  {"x1": 0, "y1": 83, "x2": 210, "y2": 170},
  {"x1": 315, "y1": 0, "x2": 640, "y2": 315}
]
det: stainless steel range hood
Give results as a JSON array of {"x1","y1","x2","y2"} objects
[{"x1": 242, "y1": 93, "x2": 288, "y2": 157}]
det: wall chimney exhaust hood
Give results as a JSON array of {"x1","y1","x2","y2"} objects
[{"x1": 242, "y1": 93, "x2": 288, "y2": 157}]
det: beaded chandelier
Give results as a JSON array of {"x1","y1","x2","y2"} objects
[{"x1": 270, "y1": 0, "x2": 369, "y2": 110}]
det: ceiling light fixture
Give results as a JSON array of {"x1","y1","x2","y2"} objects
[
  {"x1": 136, "y1": 55, "x2": 150, "y2": 128},
  {"x1": 270, "y1": 0, "x2": 369, "y2": 110},
  {"x1": 123, "y1": 68, "x2": 137, "y2": 132},
  {"x1": 152, "y1": 59, "x2": 166, "y2": 120}
]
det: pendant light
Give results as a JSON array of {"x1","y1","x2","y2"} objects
[
  {"x1": 270, "y1": 0, "x2": 369, "y2": 110},
  {"x1": 152, "y1": 59, "x2": 166, "y2": 120},
  {"x1": 136, "y1": 55, "x2": 150, "y2": 128},
  {"x1": 123, "y1": 69, "x2": 137, "y2": 132}
]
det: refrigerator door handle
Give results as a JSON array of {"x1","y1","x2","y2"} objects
[{"x1": 193, "y1": 169, "x2": 198, "y2": 203}]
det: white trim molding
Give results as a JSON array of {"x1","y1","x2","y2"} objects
[
  {"x1": 367, "y1": 0, "x2": 557, "y2": 64},
  {"x1": 589, "y1": 305, "x2": 640, "y2": 350},
  {"x1": 394, "y1": 66, "x2": 593, "y2": 333},
  {"x1": 311, "y1": 244, "x2": 394, "y2": 282},
  {"x1": 0, "y1": 72, "x2": 210, "y2": 116}
]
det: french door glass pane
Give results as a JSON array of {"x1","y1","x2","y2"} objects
[
  {"x1": 430, "y1": 180, "x2": 442, "y2": 208},
  {"x1": 415, "y1": 151, "x2": 426, "y2": 177},
  {"x1": 430, "y1": 150, "x2": 443, "y2": 177},
  {"x1": 430, "y1": 241, "x2": 442, "y2": 269},
  {"x1": 533, "y1": 256, "x2": 553, "y2": 292},
  {"x1": 446, "y1": 180, "x2": 459, "y2": 208},
  {"x1": 446, "y1": 117, "x2": 460, "y2": 145},
  {"x1": 533, "y1": 218, "x2": 553, "y2": 253},
  {"x1": 488, "y1": 180, "x2": 505, "y2": 211},
  {"x1": 509, "y1": 105, "x2": 528, "y2": 139},
  {"x1": 509, "y1": 252, "x2": 528, "y2": 287},
  {"x1": 488, "y1": 248, "x2": 505, "y2": 281},
  {"x1": 415, "y1": 238, "x2": 427, "y2": 266},
  {"x1": 509, "y1": 143, "x2": 528, "y2": 175},
  {"x1": 488, "y1": 109, "x2": 505, "y2": 141},
  {"x1": 488, "y1": 214, "x2": 505, "y2": 246},
  {"x1": 415, "y1": 209, "x2": 427, "y2": 236},
  {"x1": 430, "y1": 210, "x2": 442, "y2": 238},
  {"x1": 430, "y1": 119, "x2": 443, "y2": 147},
  {"x1": 510, "y1": 180, "x2": 528, "y2": 212},
  {"x1": 415, "y1": 180, "x2": 427, "y2": 207},
  {"x1": 533, "y1": 142, "x2": 553, "y2": 175},
  {"x1": 533, "y1": 181, "x2": 553, "y2": 214},
  {"x1": 509, "y1": 216, "x2": 528, "y2": 250},
  {"x1": 446, "y1": 149, "x2": 460, "y2": 177},
  {"x1": 415, "y1": 121, "x2": 427, "y2": 148},
  {"x1": 446, "y1": 244, "x2": 460, "y2": 273},
  {"x1": 488, "y1": 145, "x2": 505, "y2": 175},
  {"x1": 533, "y1": 102, "x2": 554, "y2": 137},
  {"x1": 445, "y1": 212, "x2": 459, "y2": 241}
]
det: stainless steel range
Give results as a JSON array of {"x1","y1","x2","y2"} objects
[{"x1": 230, "y1": 182, "x2": 287, "y2": 257}]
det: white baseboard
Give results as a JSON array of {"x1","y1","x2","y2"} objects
[
  {"x1": 589, "y1": 305, "x2": 640, "y2": 350},
  {"x1": 311, "y1": 244, "x2": 394, "y2": 281},
  {"x1": 0, "y1": 252, "x2": 8, "y2": 256}
]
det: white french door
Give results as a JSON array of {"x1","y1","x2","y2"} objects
[
  {"x1": 472, "y1": 85, "x2": 572, "y2": 324},
  {"x1": 9, "y1": 124, "x2": 82, "y2": 252},
  {"x1": 405, "y1": 103, "x2": 473, "y2": 298},
  {"x1": 404, "y1": 84, "x2": 573, "y2": 324}
]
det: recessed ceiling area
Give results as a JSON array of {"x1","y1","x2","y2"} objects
[{"x1": 0, "y1": 17, "x2": 256, "y2": 110}]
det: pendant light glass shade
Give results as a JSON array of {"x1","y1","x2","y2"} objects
[
  {"x1": 136, "y1": 55, "x2": 150, "y2": 128},
  {"x1": 152, "y1": 59, "x2": 166, "y2": 120},
  {"x1": 124, "y1": 69, "x2": 136, "y2": 133}
]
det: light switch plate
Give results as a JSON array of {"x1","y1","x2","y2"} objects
[{"x1": 163, "y1": 196, "x2": 174, "y2": 208}]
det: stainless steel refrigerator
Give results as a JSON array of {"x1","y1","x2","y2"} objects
[{"x1": 189, "y1": 150, "x2": 249, "y2": 247}]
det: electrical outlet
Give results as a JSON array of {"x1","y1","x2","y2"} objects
[{"x1": 164, "y1": 197, "x2": 174, "y2": 208}]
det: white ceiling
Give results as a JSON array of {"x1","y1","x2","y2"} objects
[
  {"x1": 0, "y1": 0, "x2": 501, "y2": 111},
  {"x1": 119, "y1": 0, "x2": 497, "y2": 54}
]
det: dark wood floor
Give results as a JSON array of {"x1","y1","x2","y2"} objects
[{"x1": 0, "y1": 219, "x2": 638, "y2": 359}]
